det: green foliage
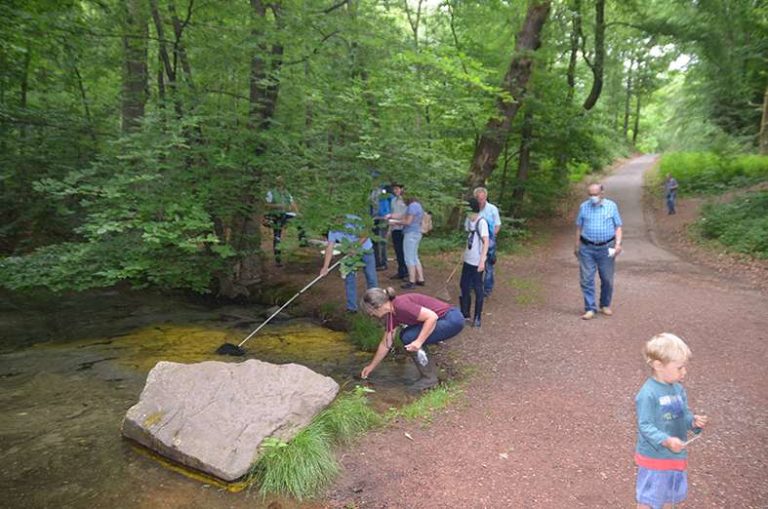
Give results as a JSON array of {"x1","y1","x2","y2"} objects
[
  {"x1": 659, "y1": 153, "x2": 768, "y2": 194},
  {"x1": 347, "y1": 313, "x2": 382, "y2": 352},
  {"x1": 389, "y1": 382, "x2": 461, "y2": 422},
  {"x1": 4, "y1": 0, "x2": 766, "y2": 294},
  {"x1": 249, "y1": 385, "x2": 380, "y2": 500},
  {"x1": 696, "y1": 191, "x2": 768, "y2": 258}
]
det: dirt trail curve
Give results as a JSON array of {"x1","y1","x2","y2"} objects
[{"x1": 327, "y1": 155, "x2": 768, "y2": 508}]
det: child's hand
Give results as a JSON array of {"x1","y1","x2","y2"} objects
[
  {"x1": 693, "y1": 414, "x2": 708, "y2": 429},
  {"x1": 662, "y1": 436, "x2": 685, "y2": 453}
]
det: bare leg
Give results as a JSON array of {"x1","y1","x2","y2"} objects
[{"x1": 415, "y1": 261, "x2": 424, "y2": 283}]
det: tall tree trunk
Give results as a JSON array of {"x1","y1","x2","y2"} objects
[
  {"x1": 760, "y1": 84, "x2": 768, "y2": 154},
  {"x1": 632, "y1": 94, "x2": 642, "y2": 146},
  {"x1": 565, "y1": 0, "x2": 581, "y2": 106},
  {"x1": 19, "y1": 43, "x2": 31, "y2": 144},
  {"x1": 556, "y1": 0, "x2": 581, "y2": 185},
  {"x1": 581, "y1": 0, "x2": 605, "y2": 111},
  {"x1": 463, "y1": 2, "x2": 550, "y2": 193},
  {"x1": 121, "y1": 0, "x2": 148, "y2": 132},
  {"x1": 623, "y1": 57, "x2": 634, "y2": 139},
  {"x1": 216, "y1": 0, "x2": 284, "y2": 298},
  {"x1": 513, "y1": 108, "x2": 534, "y2": 215}
]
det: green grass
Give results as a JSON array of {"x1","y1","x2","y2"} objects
[
  {"x1": 248, "y1": 379, "x2": 465, "y2": 500},
  {"x1": 248, "y1": 386, "x2": 382, "y2": 500},
  {"x1": 387, "y1": 382, "x2": 462, "y2": 422},
  {"x1": 347, "y1": 313, "x2": 382, "y2": 351},
  {"x1": 695, "y1": 190, "x2": 768, "y2": 258}
]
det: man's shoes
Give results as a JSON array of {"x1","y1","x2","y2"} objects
[
  {"x1": 600, "y1": 307, "x2": 613, "y2": 316},
  {"x1": 389, "y1": 273, "x2": 405, "y2": 280},
  {"x1": 401, "y1": 282, "x2": 416, "y2": 289},
  {"x1": 415, "y1": 281, "x2": 426, "y2": 287},
  {"x1": 346, "y1": 309, "x2": 358, "y2": 314},
  {"x1": 376, "y1": 265, "x2": 387, "y2": 272},
  {"x1": 581, "y1": 310, "x2": 596, "y2": 320},
  {"x1": 472, "y1": 318, "x2": 481, "y2": 328}
]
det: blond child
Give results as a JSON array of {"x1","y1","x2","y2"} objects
[{"x1": 635, "y1": 333, "x2": 708, "y2": 508}]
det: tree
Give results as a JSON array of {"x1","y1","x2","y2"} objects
[{"x1": 464, "y1": 1, "x2": 551, "y2": 192}]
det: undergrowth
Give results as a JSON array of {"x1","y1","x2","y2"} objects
[
  {"x1": 249, "y1": 379, "x2": 464, "y2": 500},
  {"x1": 695, "y1": 191, "x2": 768, "y2": 258},
  {"x1": 248, "y1": 386, "x2": 381, "y2": 500},
  {"x1": 347, "y1": 313, "x2": 382, "y2": 351},
  {"x1": 658, "y1": 152, "x2": 768, "y2": 194}
]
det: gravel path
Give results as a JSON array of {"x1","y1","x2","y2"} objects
[{"x1": 326, "y1": 155, "x2": 768, "y2": 508}]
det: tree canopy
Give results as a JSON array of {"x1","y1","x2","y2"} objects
[{"x1": 2, "y1": 0, "x2": 766, "y2": 296}]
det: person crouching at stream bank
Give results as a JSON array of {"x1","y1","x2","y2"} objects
[{"x1": 360, "y1": 287, "x2": 464, "y2": 391}]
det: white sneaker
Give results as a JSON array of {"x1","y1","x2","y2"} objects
[
  {"x1": 581, "y1": 310, "x2": 596, "y2": 320},
  {"x1": 600, "y1": 307, "x2": 613, "y2": 316}
]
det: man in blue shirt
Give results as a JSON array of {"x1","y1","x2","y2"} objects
[{"x1": 574, "y1": 183, "x2": 623, "y2": 320}]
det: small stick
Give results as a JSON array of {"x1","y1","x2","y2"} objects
[{"x1": 683, "y1": 434, "x2": 701, "y2": 447}]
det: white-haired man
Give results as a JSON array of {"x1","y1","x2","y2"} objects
[{"x1": 473, "y1": 187, "x2": 501, "y2": 297}]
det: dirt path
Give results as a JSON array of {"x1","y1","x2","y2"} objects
[{"x1": 326, "y1": 155, "x2": 768, "y2": 508}]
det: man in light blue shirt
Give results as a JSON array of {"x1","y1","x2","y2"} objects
[
  {"x1": 574, "y1": 183, "x2": 623, "y2": 320},
  {"x1": 474, "y1": 187, "x2": 501, "y2": 297}
]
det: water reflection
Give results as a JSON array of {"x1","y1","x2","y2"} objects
[{"x1": 0, "y1": 292, "x2": 416, "y2": 509}]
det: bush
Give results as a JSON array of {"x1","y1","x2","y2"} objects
[
  {"x1": 659, "y1": 152, "x2": 768, "y2": 194},
  {"x1": 697, "y1": 191, "x2": 768, "y2": 258}
]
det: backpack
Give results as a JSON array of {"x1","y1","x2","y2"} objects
[
  {"x1": 420, "y1": 211, "x2": 433, "y2": 234},
  {"x1": 469, "y1": 217, "x2": 496, "y2": 265}
]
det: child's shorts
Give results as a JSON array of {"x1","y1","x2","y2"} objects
[{"x1": 636, "y1": 467, "x2": 688, "y2": 508}]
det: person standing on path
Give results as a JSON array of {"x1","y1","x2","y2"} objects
[
  {"x1": 664, "y1": 174, "x2": 679, "y2": 215},
  {"x1": 320, "y1": 214, "x2": 378, "y2": 313},
  {"x1": 635, "y1": 333, "x2": 708, "y2": 509},
  {"x1": 387, "y1": 196, "x2": 425, "y2": 289},
  {"x1": 265, "y1": 176, "x2": 307, "y2": 267},
  {"x1": 369, "y1": 182, "x2": 393, "y2": 271},
  {"x1": 360, "y1": 287, "x2": 464, "y2": 391},
  {"x1": 574, "y1": 183, "x2": 623, "y2": 320},
  {"x1": 473, "y1": 187, "x2": 501, "y2": 297},
  {"x1": 459, "y1": 198, "x2": 489, "y2": 328},
  {"x1": 388, "y1": 183, "x2": 408, "y2": 281}
]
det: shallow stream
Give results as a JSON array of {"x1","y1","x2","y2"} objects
[{"x1": 0, "y1": 290, "x2": 415, "y2": 508}]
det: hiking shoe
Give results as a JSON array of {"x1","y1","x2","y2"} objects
[
  {"x1": 401, "y1": 282, "x2": 416, "y2": 289},
  {"x1": 415, "y1": 281, "x2": 426, "y2": 287},
  {"x1": 600, "y1": 307, "x2": 613, "y2": 316},
  {"x1": 581, "y1": 310, "x2": 596, "y2": 320}
]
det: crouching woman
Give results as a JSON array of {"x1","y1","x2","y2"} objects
[{"x1": 360, "y1": 287, "x2": 464, "y2": 391}]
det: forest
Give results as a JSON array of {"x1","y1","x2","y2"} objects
[{"x1": 2, "y1": 0, "x2": 767, "y2": 298}]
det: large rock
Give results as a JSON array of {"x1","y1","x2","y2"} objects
[{"x1": 121, "y1": 359, "x2": 339, "y2": 481}]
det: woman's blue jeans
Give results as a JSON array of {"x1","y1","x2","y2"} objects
[
  {"x1": 400, "y1": 308, "x2": 465, "y2": 346},
  {"x1": 344, "y1": 251, "x2": 378, "y2": 311},
  {"x1": 578, "y1": 242, "x2": 615, "y2": 312}
]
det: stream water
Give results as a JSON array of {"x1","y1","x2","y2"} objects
[{"x1": 0, "y1": 289, "x2": 416, "y2": 509}]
